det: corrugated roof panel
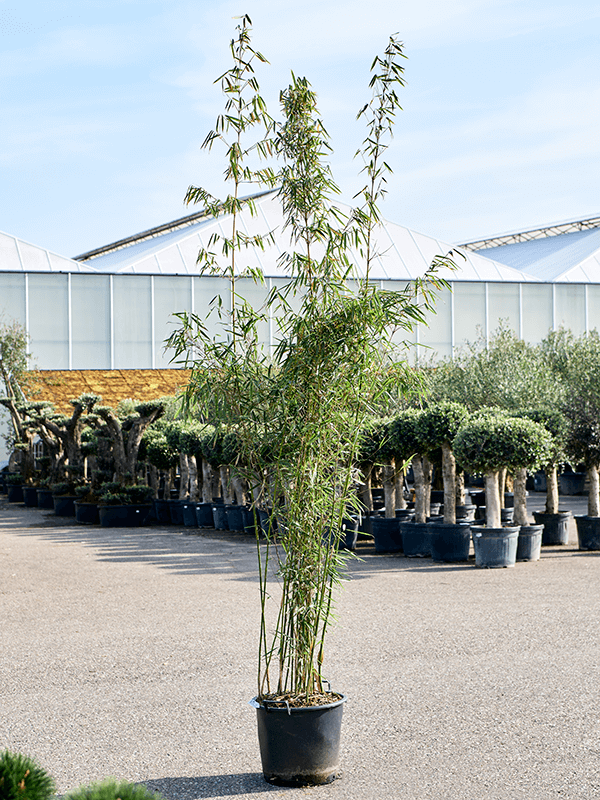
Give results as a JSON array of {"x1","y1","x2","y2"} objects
[
  {"x1": 154, "y1": 243, "x2": 188, "y2": 275},
  {"x1": 0, "y1": 232, "x2": 23, "y2": 271},
  {"x1": 0, "y1": 231, "x2": 95, "y2": 273},
  {"x1": 479, "y1": 228, "x2": 600, "y2": 281}
]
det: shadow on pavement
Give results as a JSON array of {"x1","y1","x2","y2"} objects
[{"x1": 142, "y1": 773, "x2": 287, "y2": 797}]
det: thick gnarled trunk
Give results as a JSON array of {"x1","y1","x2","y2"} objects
[
  {"x1": 513, "y1": 467, "x2": 529, "y2": 526},
  {"x1": 382, "y1": 461, "x2": 396, "y2": 518},
  {"x1": 587, "y1": 464, "x2": 600, "y2": 517},
  {"x1": 441, "y1": 442, "x2": 456, "y2": 524},
  {"x1": 413, "y1": 455, "x2": 432, "y2": 524},
  {"x1": 545, "y1": 466, "x2": 560, "y2": 514},
  {"x1": 485, "y1": 471, "x2": 501, "y2": 528}
]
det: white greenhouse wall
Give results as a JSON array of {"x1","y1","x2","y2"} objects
[{"x1": 0, "y1": 272, "x2": 598, "y2": 370}]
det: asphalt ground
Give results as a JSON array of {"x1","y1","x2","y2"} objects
[{"x1": 1, "y1": 493, "x2": 599, "y2": 800}]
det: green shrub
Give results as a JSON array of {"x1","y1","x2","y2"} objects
[
  {"x1": 0, "y1": 750, "x2": 55, "y2": 800},
  {"x1": 125, "y1": 485, "x2": 153, "y2": 505},
  {"x1": 64, "y1": 778, "x2": 165, "y2": 800},
  {"x1": 5, "y1": 474, "x2": 23, "y2": 486},
  {"x1": 51, "y1": 481, "x2": 77, "y2": 496}
]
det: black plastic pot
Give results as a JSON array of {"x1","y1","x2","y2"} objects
[
  {"x1": 575, "y1": 516, "x2": 600, "y2": 551},
  {"x1": 258, "y1": 508, "x2": 277, "y2": 537},
  {"x1": 395, "y1": 508, "x2": 415, "y2": 520},
  {"x1": 212, "y1": 504, "x2": 229, "y2": 530},
  {"x1": 475, "y1": 506, "x2": 515, "y2": 525},
  {"x1": 251, "y1": 694, "x2": 346, "y2": 786},
  {"x1": 225, "y1": 504, "x2": 244, "y2": 532},
  {"x1": 371, "y1": 516, "x2": 402, "y2": 553},
  {"x1": 195, "y1": 502, "x2": 215, "y2": 527},
  {"x1": 455, "y1": 504, "x2": 476, "y2": 521},
  {"x1": 181, "y1": 502, "x2": 199, "y2": 527},
  {"x1": 400, "y1": 520, "x2": 431, "y2": 557},
  {"x1": 241, "y1": 506, "x2": 257, "y2": 536},
  {"x1": 74, "y1": 501, "x2": 99, "y2": 525},
  {"x1": 98, "y1": 504, "x2": 152, "y2": 527},
  {"x1": 53, "y1": 495, "x2": 76, "y2": 516},
  {"x1": 341, "y1": 516, "x2": 359, "y2": 551},
  {"x1": 429, "y1": 522, "x2": 471, "y2": 562},
  {"x1": 153, "y1": 499, "x2": 172, "y2": 524},
  {"x1": 471, "y1": 525, "x2": 519, "y2": 568},
  {"x1": 36, "y1": 488, "x2": 54, "y2": 509},
  {"x1": 22, "y1": 486, "x2": 39, "y2": 507},
  {"x1": 516, "y1": 524, "x2": 543, "y2": 561},
  {"x1": 533, "y1": 510, "x2": 571, "y2": 545},
  {"x1": 326, "y1": 517, "x2": 359, "y2": 551},
  {"x1": 7, "y1": 484, "x2": 24, "y2": 503},
  {"x1": 559, "y1": 472, "x2": 586, "y2": 495},
  {"x1": 168, "y1": 499, "x2": 185, "y2": 525}
]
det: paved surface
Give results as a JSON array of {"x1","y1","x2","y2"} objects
[{"x1": 1, "y1": 493, "x2": 599, "y2": 800}]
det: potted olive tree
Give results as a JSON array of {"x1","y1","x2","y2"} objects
[
  {"x1": 548, "y1": 330, "x2": 600, "y2": 550},
  {"x1": 169, "y1": 19, "x2": 452, "y2": 786},
  {"x1": 418, "y1": 402, "x2": 472, "y2": 562},
  {"x1": 454, "y1": 412, "x2": 551, "y2": 567},
  {"x1": 521, "y1": 408, "x2": 572, "y2": 546}
]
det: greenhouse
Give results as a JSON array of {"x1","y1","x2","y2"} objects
[{"x1": 4, "y1": 190, "x2": 600, "y2": 373}]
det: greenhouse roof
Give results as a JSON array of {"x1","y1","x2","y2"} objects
[
  {"x1": 0, "y1": 230, "x2": 96, "y2": 273},
  {"x1": 462, "y1": 214, "x2": 600, "y2": 282},
  {"x1": 73, "y1": 190, "x2": 535, "y2": 283},
  {"x1": 5, "y1": 193, "x2": 600, "y2": 283}
]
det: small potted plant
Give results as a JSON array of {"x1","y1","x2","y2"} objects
[
  {"x1": 97, "y1": 483, "x2": 154, "y2": 528},
  {"x1": 74, "y1": 484, "x2": 101, "y2": 524}
]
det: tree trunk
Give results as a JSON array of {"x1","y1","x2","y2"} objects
[
  {"x1": 220, "y1": 465, "x2": 235, "y2": 505},
  {"x1": 498, "y1": 467, "x2": 507, "y2": 508},
  {"x1": 189, "y1": 455, "x2": 199, "y2": 501},
  {"x1": 231, "y1": 472, "x2": 248, "y2": 506},
  {"x1": 178, "y1": 453, "x2": 189, "y2": 499},
  {"x1": 359, "y1": 464, "x2": 373, "y2": 514},
  {"x1": 382, "y1": 461, "x2": 396, "y2": 518},
  {"x1": 513, "y1": 467, "x2": 529, "y2": 526},
  {"x1": 545, "y1": 466, "x2": 559, "y2": 514},
  {"x1": 148, "y1": 465, "x2": 159, "y2": 499},
  {"x1": 587, "y1": 464, "x2": 600, "y2": 517},
  {"x1": 441, "y1": 442, "x2": 456, "y2": 524},
  {"x1": 200, "y1": 459, "x2": 213, "y2": 503},
  {"x1": 455, "y1": 470, "x2": 465, "y2": 505},
  {"x1": 485, "y1": 471, "x2": 501, "y2": 528},
  {"x1": 163, "y1": 467, "x2": 175, "y2": 500},
  {"x1": 423, "y1": 455, "x2": 432, "y2": 518},
  {"x1": 413, "y1": 455, "x2": 432, "y2": 524},
  {"x1": 395, "y1": 467, "x2": 406, "y2": 510}
]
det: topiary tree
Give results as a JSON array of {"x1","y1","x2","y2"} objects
[
  {"x1": 418, "y1": 402, "x2": 468, "y2": 523},
  {"x1": 547, "y1": 330, "x2": 600, "y2": 517},
  {"x1": 388, "y1": 408, "x2": 430, "y2": 523},
  {"x1": 140, "y1": 418, "x2": 179, "y2": 499},
  {"x1": 453, "y1": 412, "x2": 552, "y2": 528},
  {"x1": 0, "y1": 749, "x2": 55, "y2": 800},
  {"x1": 520, "y1": 407, "x2": 568, "y2": 514},
  {"x1": 178, "y1": 420, "x2": 212, "y2": 501},
  {"x1": 95, "y1": 398, "x2": 167, "y2": 485}
]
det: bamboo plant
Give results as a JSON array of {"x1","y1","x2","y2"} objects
[{"x1": 169, "y1": 20, "x2": 453, "y2": 705}]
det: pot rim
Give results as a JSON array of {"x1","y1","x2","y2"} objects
[{"x1": 249, "y1": 693, "x2": 347, "y2": 712}]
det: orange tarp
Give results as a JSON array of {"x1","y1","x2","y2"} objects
[{"x1": 21, "y1": 369, "x2": 192, "y2": 414}]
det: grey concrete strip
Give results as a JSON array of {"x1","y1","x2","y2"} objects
[{"x1": 1, "y1": 496, "x2": 599, "y2": 800}]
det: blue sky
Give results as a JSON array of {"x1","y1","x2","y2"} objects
[{"x1": 2, "y1": 0, "x2": 600, "y2": 257}]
